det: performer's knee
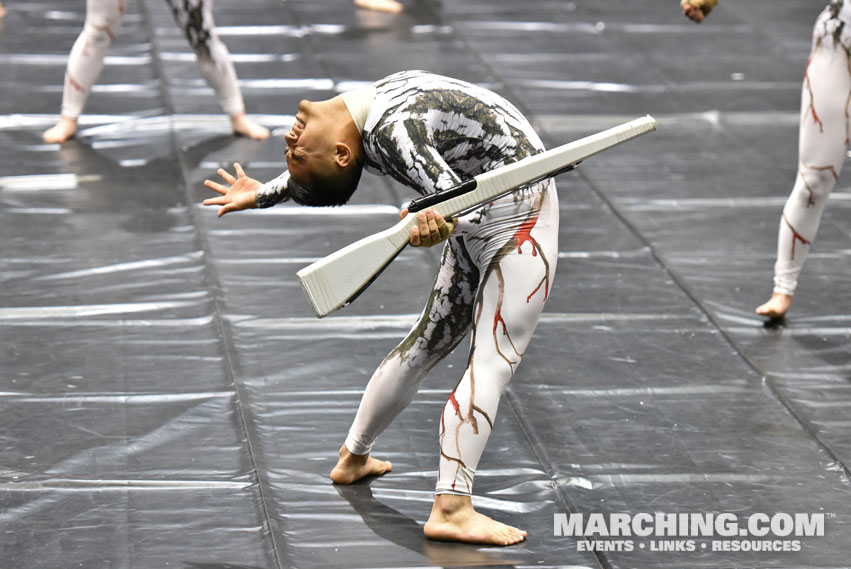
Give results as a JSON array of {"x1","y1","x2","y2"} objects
[{"x1": 80, "y1": 20, "x2": 117, "y2": 47}]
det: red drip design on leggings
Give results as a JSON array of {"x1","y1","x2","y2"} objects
[
  {"x1": 67, "y1": 74, "x2": 84, "y2": 93},
  {"x1": 438, "y1": 404, "x2": 465, "y2": 491},
  {"x1": 514, "y1": 216, "x2": 539, "y2": 256},
  {"x1": 804, "y1": 55, "x2": 824, "y2": 133},
  {"x1": 511, "y1": 215, "x2": 550, "y2": 301},
  {"x1": 492, "y1": 268, "x2": 521, "y2": 369},
  {"x1": 448, "y1": 390, "x2": 461, "y2": 416},
  {"x1": 800, "y1": 162, "x2": 840, "y2": 206},
  {"x1": 95, "y1": 24, "x2": 115, "y2": 42},
  {"x1": 783, "y1": 214, "x2": 811, "y2": 260}
]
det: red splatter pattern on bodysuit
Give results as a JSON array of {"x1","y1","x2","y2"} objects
[
  {"x1": 511, "y1": 215, "x2": 551, "y2": 302},
  {"x1": 492, "y1": 268, "x2": 522, "y2": 369},
  {"x1": 67, "y1": 74, "x2": 85, "y2": 93},
  {"x1": 804, "y1": 56, "x2": 825, "y2": 133},
  {"x1": 783, "y1": 214, "x2": 811, "y2": 260},
  {"x1": 514, "y1": 217, "x2": 539, "y2": 256},
  {"x1": 439, "y1": 383, "x2": 486, "y2": 491},
  {"x1": 800, "y1": 162, "x2": 840, "y2": 206}
]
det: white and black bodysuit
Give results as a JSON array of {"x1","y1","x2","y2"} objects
[
  {"x1": 772, "y1": 1, "x2": 851, "y2": 295},
  {"x1": 258, "y1": 70, "x2": 559, "y2": 495}
]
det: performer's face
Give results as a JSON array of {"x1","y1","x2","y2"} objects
[
  {"x1": 284, "y1": 99, "x2": 332, "y2": 185},
  {"x1": 280, "y1": 97, "x2": 362, "y2": 207}
]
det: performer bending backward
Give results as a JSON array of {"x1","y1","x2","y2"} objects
[
  {"x1": 204, "y1": 70, "x2": 559, "y2": 545},
  {"x1": 683, "y1": 0, "x2": 851, "y2": 319},
  {"x1": 43, "y1": 0, "x2": 269, "y2": 143}
]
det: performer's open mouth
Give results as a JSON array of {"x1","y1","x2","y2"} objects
[{"x1": 292, "y1": 117, "x2": 306, "y2": 135}]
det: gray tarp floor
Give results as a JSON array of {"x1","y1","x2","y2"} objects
[{"x1": 1, "y1": 0, "x2": 850, "y2": 567}]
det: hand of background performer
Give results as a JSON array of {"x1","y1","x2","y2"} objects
[
  {"x1": 400, "y1": 208, "x2": 456, "y2": 247},
  {"x1": 681, "y1": 0, "x2": 717, "y2": 23},
  {"x1": 203, "y1": 163, "x2": 262, "y2": 217}
]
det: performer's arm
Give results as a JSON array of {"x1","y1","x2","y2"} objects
[{"x1": 255, "y1": 170, "x2": 293, "y2": 208}]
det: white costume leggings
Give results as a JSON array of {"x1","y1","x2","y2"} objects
[
  {"x1": 773, "y1": 9, "x2": 851, "y2": 295},
  {"x1": 60, "y1": 0, "x2": 244, "y2": 119},
  {"x1": 345, "y1": 183, "x2": 559, "y2": 495}
]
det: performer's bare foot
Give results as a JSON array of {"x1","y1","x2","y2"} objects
[
  {"x1": 330, "y1": 446, "x2": 392, "y2": 484},
  {"x1": 354, "y1": 0, "x2": 403, "y2": 14},
  {"x1": 424, "y1": 494, "x2": 527, "y2": 546},
  {"x1": 755, "y1": 292, "x2": 792, "y2": 320},
  {"x1": 43, "y1": 116, "x2": 78, "y2": 143},
  {"x1": 230, "y1": 113, "x2": 270, "y2": 140}
]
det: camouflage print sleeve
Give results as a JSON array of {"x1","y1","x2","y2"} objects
[
  {"x1": 368, "y1": 119, "x2": 464, "y2": 196},
  {"x1": 255, "y1": 170, "x2": 292, "y2": 208}
]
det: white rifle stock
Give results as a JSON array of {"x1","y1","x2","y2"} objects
[{"x1": 297, "y1": 115, "x2": 657, "y2": 318}]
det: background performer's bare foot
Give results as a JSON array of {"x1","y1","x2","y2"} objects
[
  {"x1": 330, "y1": 446, "x2": 392, "y2": 484},
  {"x1": 230, "y1": 113, "x2": 270, "y2": 140},
  {"x1": 43, "y1": 116, "x2": 78, "y2": 143},
  {"x1": 424, "y1": 494, "x2": 527, "y2": 546},
  {"x1": 354, "y1": 0, "x2": 403, "y2": 14},
  {"x1": 756, "y1": 292, "x2": 792, "y2": 320}
]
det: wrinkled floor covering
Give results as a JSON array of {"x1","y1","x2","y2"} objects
[{"x1": 1, "y1": 1, "x2": 849, "y2": 567}]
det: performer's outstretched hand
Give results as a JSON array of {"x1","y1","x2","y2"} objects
[
  {"x1": 203, "y1": 163, "x2": 261, "y2": 217},
  {"x1": 681, "y1": 0, "x2": 717, "y2": 23},
  {"x1": 401, "y1": 208, "x2": 456, "y2": 247}
]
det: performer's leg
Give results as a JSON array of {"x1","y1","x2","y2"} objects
[
  {"x1": 164, "y1": 0, "x2": 268, "y2": 139},
  {"x1": 43, "y1": 0, "x2": 126, "y2": 143},
  {"x1": 331, "y1": 237, "x2": 479, "y2": 484},
  {"x1": 757, "y1": 35, "x2": 850, "y2": 318},
  {"x1": 426, "y1": 185, "x2": 559, "y2": 545}
]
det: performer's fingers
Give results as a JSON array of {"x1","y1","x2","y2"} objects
[
  {"x1": 436, "y1": 212, "x2": 452, "y2": 240},
  {"x1": 681, "y1": 0, "x2": 712, "y2": 21},
  {"x1": 234, "y1": 162, "x2": 246, "y2": 179},
  {"x1": 683, "y1": 5, "x2": 703, "y2": 22},
  {"x1": 417, "y1": 212, "x2": 430, "y2": 245},
  {"x1": 426, "y1": 210, "x2": 439, "y2": 238},
  {"x1": 399, "y1": 208, "x2": 410, "y2": 220},
  {"x1": 204, "y1": 180, "x2": 227, "y2": 195},
  {"x1": 202, "y1": 196, "x2": 227, "y2": 206},
  {"x1": 217, "y1": 168, "x2": 236, "y2": 185},
  {"x1": 218, "y1": 202, "x2": 238, "y2": 217},
  {"x1": 410, "y1": 225, "x2": 422, "y2": 246}
]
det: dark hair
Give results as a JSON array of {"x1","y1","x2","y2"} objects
[{"x1": 288, "y1": 158, "x2": 364, "y2": 207}]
